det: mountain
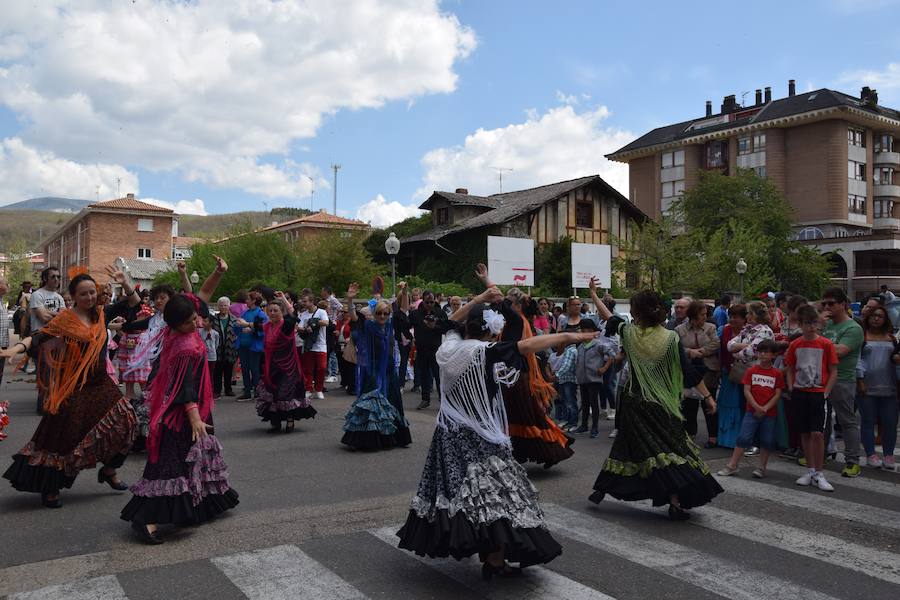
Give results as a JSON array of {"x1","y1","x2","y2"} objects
[{"x1": 0, "y1": 197, "x2": 92, "y2": 213}]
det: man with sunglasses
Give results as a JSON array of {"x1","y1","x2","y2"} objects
[
  {"x1": 821, "y1": 287, "x2": 864, "y2": 478},
  {"x1": 409, "y1": 290, "x2": 448, "y2": 409},
  {"x1": 29, "y1": 267, "x2": 64, "y2": 335}
]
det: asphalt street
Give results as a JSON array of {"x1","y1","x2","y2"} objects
[{"x1": 1, "y1": 354, "x2": 899, "y2": 599}]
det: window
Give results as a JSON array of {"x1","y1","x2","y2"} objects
[
  {"x1": 661, "y1": 150, "x2": 684, "y2": 168},
  {"x1": 848, "y1": 128, "x2": 865, "y2": 147},
  {"x1": 662, "y1": 182, "x2": 674, "y2": 198},
  {"x1": 137, "y1": 248, "x2": 152, "y2": 259},
  {"x1": 661, "y1": 152, "x2": 673, "y2": 168},
  {"x1": 753, "y1": 132, "x2": 766, "y2": 151},
  {"x1": 753, "y1": 165, "x2": 767, "y2": 178},
  {"x1": 738, "y1": 137, "x2": 751, "y2": 155},
  {"x1": 673, "y1": 180, "x2": 685, "y2": 196},
  {"x1": 848, "y1": 194, "x2": 866, "y2": 214},
  {"x1": 673, "y1": 149, "x2": 684, "y2": 166},
  {"x1": 575, "y1": 201, "x2": 594, "y2": 228},
  {"x1": 875, "y1": 199, "x2": 894, "y2": 218},
  {"x1": 875, "y1": 133, "x2": 894, "y2": 153},
  {"x1": 436, "y1": 207, "x2": 449, "y2": 225},
  {"x1": 848, "y1": 160, "x2": 866, "y2": 181},
  {"x1": 834, "y1": 226, "x2": 849, "y2": 238},
  {"x1": 797, "y1": 226, "x2": 825, "y2": 241},
  {"x1": 705, "y1": 140, "x2": 728, "y2": 168},
  {"x1": 875, "y1": 167, "x2": 894, "y2": 185},
  {"x1": 137, "y1": 218, "x2": 154, "y2": 232}
]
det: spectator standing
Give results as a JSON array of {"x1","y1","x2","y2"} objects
[
  {"x1": 666, "y1": 297, "x2": 691, "y2": 330},
  {"x1": 880, "y1": 284, "x2": 896, "y2": 303},
  {"x1": 199, "y1": 315, "x2": 219, "y2": 378},
  {"x1": 29, "y1": 267, "x2": 65, "y2": 372},
  {"x1": 713, "y1": 295, "x2": 731, "y2": 329},
  {"x1": 235, "y1": 291, "x2": 267, "y2": 400},
  {"x1": 230, "y1": 289, "x2": 249, "y2": 319},
  {"x1": 298, "y1": 292, "x2": 330, "y2": 400},
  {"x1": 573, "y1": 319, "x2": 614, "y2": 438},
  {"x1": 717, "y1": 304, "x2": 746, "y2": 448},
  {"x1": 534, "y1": 298, "x2": 552, "y2": 334},
  {"x1": 321, "y1": 285, "x2": 343, "y2": 383},
  {"x1": 409, "y1": 290, "x2": 448, "y2": 410},
  {"x1": 551, "y1": 339, "x2": 578, "y2": 430},
  {"x1": 856, "y1": 305, "x2": 898, "y2": 469},
  {"x1": 557, "y1": 297, "x2": 584, "y2": 331},
  {"x1": 0, "y1": 277, "x2": 9, "y2": 386},
  {"x1": 821, "y1": 287, "x2": 864, "y2": 478},
  {"x1": 211, "y1": 297, "x2": 238, "y2": 398},
  {"x1": 676, "y1": 300, "x2": 721, "y2": 447}
]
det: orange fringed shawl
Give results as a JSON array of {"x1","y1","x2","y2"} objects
[
  {"x1": 519, "y1": 318, "x2": 557, "y2": 407},
  {"x1": 38, "y1": 307, "x2": 107, "y2": 415}
]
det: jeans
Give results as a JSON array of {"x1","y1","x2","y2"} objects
[
  {"x1": 557, "y1": 382, "x2": 578, "y2": 425},
  {"x1": 302, "y1": 351, "x2": 328, "y2": 393},
  {"x1": 579, "y1": 382, "x2": 602, "y2": 429},
  {"x1": 736, "y1": 413, "x2": 777, "y2": 450},
  {"x1": 858, "y1": 394, "x2": 899, "y2": 456},
  {"x1": 827, "y1": 381, "x2": 861, "y2": 464},
  {"x1": 398, "y1": 343, "x2": 412, "y2": 388},
  {"x1": 237, "y1": 347, "x2": 262, "y2": 396},
  {"x1": 213, "y1": 360, "x2": 234, "y2": 395},
  {"x1": 418, "y1": 351, "x2": 440, "y2": 401},
  {"x1": 327, "y1": 351, "x2": 339, "y2": 377}
]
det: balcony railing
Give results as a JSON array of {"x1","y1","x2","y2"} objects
[
  {"x1": 855, "y1": 267, "x2": 900, "y2": 277},
  {"x1": 874, "y1": 151, "x2": 900, "y2": 166}
]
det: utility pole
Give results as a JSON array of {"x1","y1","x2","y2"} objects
[
  {"x1": 116, "y1": 177, "x2": 121, "y2": 198},
  {"x1": 490, "y1": 166, "x2": 513, "y2": 193},
  {"x1": 306, "y1": 175, "x2": 315, "y2": 211},
  {"x1": 331, "y1": 164, "x2": 341, "y2": 214}
]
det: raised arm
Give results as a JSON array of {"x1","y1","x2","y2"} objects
[
  {"x1": 177, "y1": 261, "x2": 192, "y2": 293},
  {"x1": 450, "y1": 287, "x2": 503, "y2": 322},
  {"x1": 517, "y1": 331, "x2": 596, "y2": 355},
  {"x1": 346, "y1": 282, "x2": 359, "y2": 322},
  {"x1": 588, "y1": 276, "x2": 613, "y2": 321},
  {"x1": 196, "y1": 255, "x2": 228, "y2": 303},
  {"x1": 274, "y1": 291, "x2": 294, "y2": 315},
  {"x1": 474, "y1": 263, "x2": 496, "y2": 289},
  {"x1": 398, "y1": 281, "x2": 409, "y2": 313},
  {"x1": 105, "y1": 265, "x2": 140, "y2": 307}
]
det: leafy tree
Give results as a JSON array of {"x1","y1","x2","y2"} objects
[
  {"x1": 363, "y1": 213, "x2": 432, "y2": 266},
  {"x1": 534, "y1": 236, "x2": 573, "y2": 297},
  {"x1": 293, "y1": 231, "x2": 381, "y2": 294},
  {"x1": 4, "y1": 237, "x2": 34, "y2": 288}
]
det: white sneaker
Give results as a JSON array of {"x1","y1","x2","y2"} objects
[
  {"x1": 608, "y1": 428, "x2": 618, "y2": 439},
  {"x1": 324, "y1": 376, "x2": 337, "y2": 383},
  {"x1": 814, "y1": 472, "x2": 834, "y2": 492},
  {"x1": 866, "y1": 454, "x2": 883, "y2": 468},
  {"x1": 795, "y1": 469, "x2": 815, "y2": 486},
  {"x1": 716, "y1": 465, "x2": 739, "y2": 477},
  {"x1": 606, "y1": 409, "x2": 616, "y2": 420},
  {"x1": 315, "y1": 391, "x2": 325, "y2": 400}
]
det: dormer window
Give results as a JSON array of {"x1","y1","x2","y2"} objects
[{"x1": 436, "y1": 207, "x2": 449, "y2": 225}]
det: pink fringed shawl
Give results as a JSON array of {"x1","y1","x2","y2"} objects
[{"x1": 262, "y1": 319, "x2": 304, "y2": 390}]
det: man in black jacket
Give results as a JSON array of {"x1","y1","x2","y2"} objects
[{"x1": 409, "y1": 290, "x2": 448, "y2": 409}]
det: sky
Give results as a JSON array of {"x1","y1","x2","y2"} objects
[{"x1": 1, "y1": 0, "x2": 900, "y2": 226}]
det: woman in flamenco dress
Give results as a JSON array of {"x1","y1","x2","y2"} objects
[
  {"x1": 1, "y1": 271, "x2": 138, "y2": 508},
  {"x1": 587, "y1": 279, "x2": 723, "y2": 520},
  {"x1": 341, "y1": 281, "x2": 411, "y2": 450},
  {"x1": 397, "y1": 285, "x2": 595, "y2": 578},
  {"x1": 255, "y1": 294, "x2": 316, "y2": 433},
  {"x1": 474, "y1": 264, "x2": 574, "y2": 468}
]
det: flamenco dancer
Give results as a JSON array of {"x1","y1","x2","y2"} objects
[
  {"x1": 255, "y1": 293, "x2": 316, "y2": 433},
  {"x1": 397, "y1": 286, "x2": 595, "y2": 578},
  {"x1": 1, "y1": 272, "x2": 138, "y2": 508},
  {"x1": 120, "y1": 292, "x2": 239, "y2": 544},
  {"x1": 587, "y1": 279, "x2": 723, "y2": 520},
  {"x1": 341, "y1": 281, "x2": 412, "y2": 450},
  {"x1": 474, "y1": 264, "x2": 574, "y2": 468}
]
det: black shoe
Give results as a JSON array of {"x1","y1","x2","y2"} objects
[
  {"x1": 268, "y1": 422, "x2": 282, "y2": 433},
  {"x1": 98, "y1": 469, "x2": 129, "y2": 491},
  {"x1": 481, "y1": 561, "x2": 523, "y2": 581},
  {"x1": 284, "y1": 420, "x2": 295, "y2": 433},
  {"x1": 41, "y1": 493, "x2": 62, "y2": 509},
  {"x1": 131, "y1": 521, "x2": 164, "y2": 545},
  {"x1": 416, "y1": 400, "x2": 430, "y2": 410},
  {"x1": 668, "y1": 504, "x2": 690, "y2": 521},
  {"x1": 224, "y1": 390, "x2": 235, "y2": 397}
]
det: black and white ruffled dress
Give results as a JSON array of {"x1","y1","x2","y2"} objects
[{"x1": 396, "y1": 332, "x2": 562, "y2": 565}]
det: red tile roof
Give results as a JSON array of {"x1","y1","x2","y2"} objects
[
  {"x1": 262, "y1": 209, "x2": 368, "y2": 231},
  {"x1": 89, "y1": 197, "x2": 174, "y2": 213}
]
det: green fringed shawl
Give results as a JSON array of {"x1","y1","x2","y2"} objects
[{"x1": 621, "y1": 324, "x2": 684, "y2": 420}]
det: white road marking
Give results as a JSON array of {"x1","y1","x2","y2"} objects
[
  {"x1": 543, "y1": 504, "x2": 841, "y2": 600},
  {"x1": 8, "y1": 575, "x2": 127, "y2": 600},
  {"x1": 765, "y1": 462, "x2": 900, "y2": 495},
  {"x1": 212, "y1": 544, "x2": 368, "y2": 600},
  {"x1": 369, "y1": 526, "x2": 616, "y2": 600}
]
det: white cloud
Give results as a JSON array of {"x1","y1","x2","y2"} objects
[
  {"x1": 838, "y1": 62, "x2": 900, "y2": 99},
  {"x1": 356, "y1": 194, "x2": 423, "y2": 227},
  {"x1": 143, "y1": 197, "x2": 208, "y2": 216},
  {"x1": 555, "y1": 90, "x2": 580, "y2": 106},
  {"x1": 0, "y1": 0, "x2": 476, "y2": 197},
  {"x1": 0, "y1": 137, "x2": 139, "y2": 202},
  {"x1": 416, "y1": 105, "x2": 633, "y2": 199}
]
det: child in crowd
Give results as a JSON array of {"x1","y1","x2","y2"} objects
[
  {"x1": 784, "y1": 304, "x2": 839, "y2": 492},
  {"x1": 199, "y1": 316, "x2": 220, "y2": 394},
  {"x1": 717, "y1": 339, "x2": 784, "y2": 478},
  {"x1": 574, "y1": 319, "x2": 615, "y2": 438},
  {"x1": 551, "y1": 340, "x2": 579, "y2": 431}
]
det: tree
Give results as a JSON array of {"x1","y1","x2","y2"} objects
[
  {"x1": 533, "y1": 236, "x2": 573, "y2": 297},
  {"x1": 4, "y1": 237, "x2": 34, "y2": 288},
  {"x1": 363, "y1": 213, "x2": 432, "y2": 267},
  {"x1": 293, "y1": 231, "x2": 381, "y2": 294}
]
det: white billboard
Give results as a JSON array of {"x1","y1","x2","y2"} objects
[
  {"x1": 487, "y1": 236, "x2": 534, "y2": 286},
  {"x1": 571, "y1": 243, "x2": 611, "y2": 289}
]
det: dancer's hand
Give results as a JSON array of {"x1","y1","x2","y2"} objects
[
  {"x1": 108, "y1": 316, "x2": 126, "y2": 331},
  {"x1": 191, "y1": 420, "x2": 213, "y2": 441},
  {"x1": 474, "y1": 263, "x2": 489, "y2": 282},
  {"x1": 213, "y1": 255, "x2": 228, "y2": 273},
  {"x1": 176, "y1": 261, "x2": 187, "y2": 273},
  {"x1": 704, "y1": 399, "x2": 717, "y2": 415}
]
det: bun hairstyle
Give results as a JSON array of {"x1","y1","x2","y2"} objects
[
  {"x1": 464, "y1": 303, "x2": 489, "y2": 339},
  {"x1": 163, "y1": 294, "x2": 197, "y2": 328},
  {"x1": 629, "y1": 289, "x2": 668, "y2": 327}
]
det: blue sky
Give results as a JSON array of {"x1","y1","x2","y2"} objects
[{"x1": 1, "y1": 0, "x2": 899, "y2": 226}]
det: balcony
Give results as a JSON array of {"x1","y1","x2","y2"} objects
[
  {"x1": 874, "y1": 184, "x2": 900, "y2": 198},
  {"x1": 874, "y1": 151, "x2": 900, "y2": 167},
  {"x1": 874, "y1": 217, "x2": 900, "y2": 230}
]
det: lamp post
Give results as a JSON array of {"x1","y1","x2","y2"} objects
[
  {"x1": 735, "y1": 257, "x2": 747, "y2": 300},
  {"x1": 190, "y1": 270, "x2": 200, "y2": 285},
  {"x1": 385, "y1": 232, "x2": 400, "y2": 298}
]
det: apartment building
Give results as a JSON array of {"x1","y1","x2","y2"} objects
[
  {"x1": 607, "y1": 80, "x2": 900, "y2": 298},
  {"x1": 42, "y1": 194, "x2": 176, "y2": 287},
  {"x1": 259, "y1": 208, "x2": 370, "y2": 243}
]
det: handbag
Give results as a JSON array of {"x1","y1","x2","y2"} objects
[
  {"x1": 728, "y1": 360, "x2": 749, "y2": 384},
  {"x1": 342, "y1": 336, "x2": 357, "y2": 364}
]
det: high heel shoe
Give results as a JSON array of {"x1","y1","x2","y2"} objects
[
  {"x1": 98, "y1": 469, "x2": 129, "y2": 491},
  {"x1": 284, "y1": 420, "x2": 295, "y2": 433},
  {"x1": 131, "y1": 521, "x2": 164, "y2": 545},
  {"x1": 481, "y1": 561, "x2": 523, "y2": 581},
  {"x1": 668, "y1": 504, "x2": 690, "y2": 521},
  {"x1": 41, "y1": 493, "x2": 62, "y2": 509}
]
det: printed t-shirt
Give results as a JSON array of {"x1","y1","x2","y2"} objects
[
  {"x1": 822, "y1": 318, "x2": 864, "y2": 383},
  {"x1": 784, "y1": 335, "x2": 838, "y2": 392},
  {"x1": 741, "y1": 365, "x2": 785, "y2": 416}
]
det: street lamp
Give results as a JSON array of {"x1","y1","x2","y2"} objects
[
  {"x1": 385, "y1": 232, "x2": 400, "y2": 298},
  {"x1": 735, "y1": 257, "x2": 747, "y2": 299},
  {"x1": 190, "y1": 270, "x2": 200, "y2": 285}
]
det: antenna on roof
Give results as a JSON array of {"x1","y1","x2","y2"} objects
[
  {"x1": 740, "y1": 91, "x2": 750, "y2": 107},
  {"x1": 331, "y1": 163, "x2": 341, "y2": 215},
  {"x1": 490, "y1": 166, "x2": 513, "y2": 193},
  {"x1": 116, "y1": 177, "x2": 121, "y2": 198}
]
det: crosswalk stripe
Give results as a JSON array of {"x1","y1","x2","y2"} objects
[
  {"x1": 211, "y1": 544, "x2": 368, "y2": 600},
  {"x1": 715, "y1": 473, "x2": 900, "y2": 530},
  {"x1": 764, "y1": 462, "x2": 900, "y2": 496},
  {"x1": 7, "y1": 575, "x2": 127, "y2": 600},
  {"x1": 543, "y1": 504, "x2": 841, "y2": 600},
  {"x1": 368, "y1": 526, "x2": 616, "y2": 600},
  {"x1": 609, "y1": 498, "x2": 900, "y2": 586}
]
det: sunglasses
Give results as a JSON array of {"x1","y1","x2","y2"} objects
[
  {"x1": 821, "y1": 300, "x2": 839, "y2": 307},
  {"x1": 375, "y1": 311, "x2": 391, "y2": 316},
  {"x1": 48, "y1": 274, "x2": 61, "y2": 279}
]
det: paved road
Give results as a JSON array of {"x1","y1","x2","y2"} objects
[{"x1": 1, "y1": 358, "x2": 899, "y2": 599}]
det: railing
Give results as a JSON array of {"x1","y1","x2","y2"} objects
[{"x1": 854, "y1": 267, "x2": 900, "y2": 277}]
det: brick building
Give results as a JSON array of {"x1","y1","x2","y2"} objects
[
  {"x1": 259, "y1": 209, "x2": 370, "y2": 242},
  {"x1": 608, "y1": 80, "x2": 900, "y2": 298},
  {"x1": 42, "y1": 194, "x2": 176, "y2": 287}
]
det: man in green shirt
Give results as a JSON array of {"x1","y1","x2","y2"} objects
[{"x1": 822, "y1": 287, "x2": 864, "y2": 478}]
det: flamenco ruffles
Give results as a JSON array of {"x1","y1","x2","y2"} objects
[
  {"x1": 121, "y1": 435, "x2": 238, "y2": 525},
  {"x1": 3, "y1": 397, "x2": 136, "y2": 493},
  {"x1": 131, "y1": 395, "x2": 150, "y2": 438},
  {"x1": 510, "y1": 430, "x2": 575, "y2": 469},
  {"x1": 341, "y1": 388, "x2": 410, "y2": 450},
  {"x1": 255, "y1": 388, "x2": 317, "y2": 423}
]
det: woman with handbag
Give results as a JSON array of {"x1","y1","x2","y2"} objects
[
  {"x1": 723, "y1": 302, "x2": 773, "y2": 450},
  {"x1": 676, "y1": 301, "x2": 720, "y2": 447}
]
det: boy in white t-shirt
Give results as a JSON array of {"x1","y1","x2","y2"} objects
[
  {"x1": 298, "y1": 293, "x2": 330, "y2": 399},
  {"x1": 199, "y1": 316, "x2": 220, "y2": 395}
]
